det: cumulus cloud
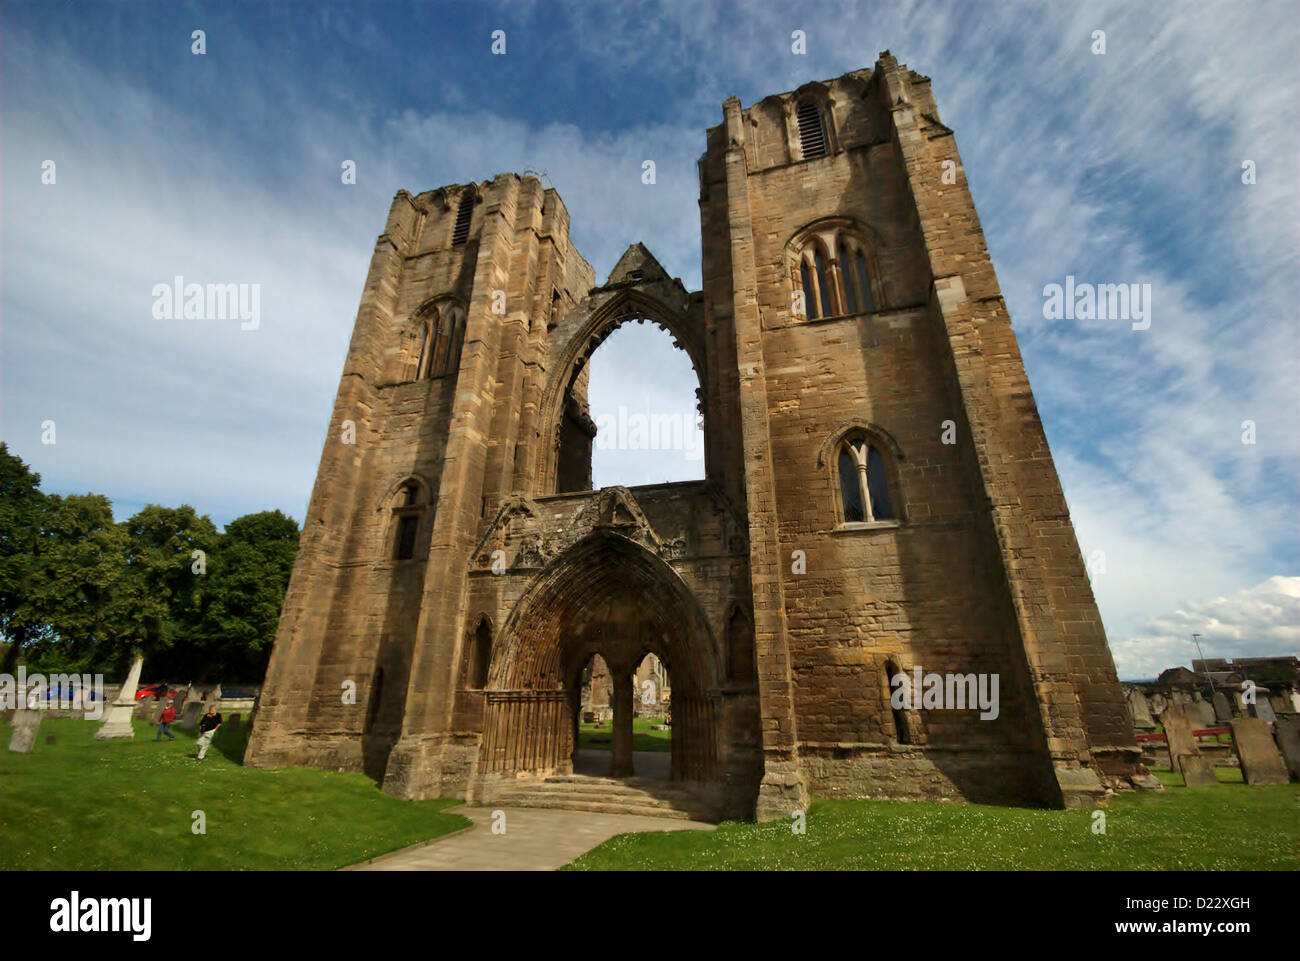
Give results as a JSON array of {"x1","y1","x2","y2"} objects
[{"x1": 1111, "y1": 576, "x2": 1300, "y2": 679}]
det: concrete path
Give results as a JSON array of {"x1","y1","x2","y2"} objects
[{"x1": 344, "y1": 804, "x2": 711, "y2": 871}]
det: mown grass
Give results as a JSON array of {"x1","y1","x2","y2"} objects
[
  {"x1": 564, "y1": 766, "x2": 1300, "y2": 870},
  {"x1": 0, "y1": 716, "x2": 469, "y2": 870},
  {"x1": 578, "y1": 716, "x2": 672, "y2": 752}
]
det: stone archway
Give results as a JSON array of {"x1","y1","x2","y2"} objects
[
  {"x1": 476, "y1": 531, "x2": 723, "y2": 786},
  {"x1": 537, "y1": 288, "x2": 709, "y2": 495}
]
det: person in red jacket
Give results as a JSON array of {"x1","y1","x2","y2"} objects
[{"x1": 155, "y1": 702, "x2": 177, "y2": 741}]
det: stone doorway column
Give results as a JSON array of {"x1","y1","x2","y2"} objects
[{"x1": 610, "y1": 664, "x2": 634, "y2": 778}]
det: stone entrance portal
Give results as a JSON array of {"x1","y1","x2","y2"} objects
[{"x1": 475, "y1": 532, "x2": 724, "y2": 802}]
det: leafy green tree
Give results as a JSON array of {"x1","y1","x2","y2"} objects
[
  {"x1": 200, "y1": 510, "x2": 299, "y2": 680},
  {"x1": 106, "y1": 505, "x2": 219, "y2": 674},
  {"x1": 0, "y1": 444, "x2": 50, "y2": 672},
  {"x1": 21, "y1": 494, "x2": 127, "y2": 673}
]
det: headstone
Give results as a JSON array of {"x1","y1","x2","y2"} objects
[
  {"x1": 1252, "y1": 698, "x2": 1277, "y2": 723},
  {"x1": 1176, "y1": 754, "x2": 1218, "y2": 787},
  {"x1": 1149, "y1": 693, "x2": 1168, "y2": 717},
  {"x1": 1159, "y1": 705, "x2": 1199, "y2": 762},
  {"x1": 1212, "y1": 691, "x2": 1233, "y2": 723},
  {"x1": 227, "y1": 713, "x2": 241, "y2": 728},
  {"x1": 1127, "y1": 689, "x2": 1155, "y2": 728},
  {"x1": 179, "y1": 701, "x2": 203, "y2": 731},
  {"x1": 7, "y1": 710, "x2": 41, "y2": 753},
  {"x1": 1190, "y1": 697, "x2": 1216, "y2": 728},
  {"x1": 1229, "y1": 718, "x2": 1289, "y2": 785},
  {"x1": 95, "y1": 653, "x2": 144, "y2": 740},
  {"x1": 1273, "y1": 717, "x2": 1300, "y2": 781}
]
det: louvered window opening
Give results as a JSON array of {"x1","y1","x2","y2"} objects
[
  {"x1": 797, "y1": 102, "x2": 827, "y2": 160},
  {"x1": 452, "y1": 196, "x2": 474, "y2": 246}
]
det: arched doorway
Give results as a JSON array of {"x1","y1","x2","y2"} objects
[{"x1": 477, "y1": 532, "x2": 722, "y2": 786}]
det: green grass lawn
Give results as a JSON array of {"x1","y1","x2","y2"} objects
[
  {"x1": 564, "y1": 766, "x2": 1300, "y2": 870},
  {"x1": 0, "y1": 716, "x2": 469, "y2": 870},
  {"x1": 578, "y1": 716, "x2": 671, "y2": 752}
]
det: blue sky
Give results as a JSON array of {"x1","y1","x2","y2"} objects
[{"x1": 2, "y1": 0, "x2": 1296, "y2": 678}]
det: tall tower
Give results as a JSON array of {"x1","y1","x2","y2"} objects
[
  {"x1": 245, "y1": 176, "x2": 597, "y2": 787},
  {"x1": 247, "y1": 52, "x2": 1154, "y2": 819},
  {"x1": 697, "y1": 51, "x2": 1154, "y2": 810}
]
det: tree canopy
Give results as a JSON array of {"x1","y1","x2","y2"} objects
[{"x1": 0, "y1": 443, "x2": 298, "y2": 681}]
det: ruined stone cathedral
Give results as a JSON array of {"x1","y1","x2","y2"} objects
[{"x1": 245, "y1": 53, "x2": 1153, "y2": 821}]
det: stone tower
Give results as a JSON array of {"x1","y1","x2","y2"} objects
[{"x1": 245, "y1": 52, "x2": 1154, "y2": 820}]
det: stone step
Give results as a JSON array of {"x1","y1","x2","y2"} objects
[
  {"x1": 491, "y1": 794, "x2": 714, "y2": 822},
  {"x1": 532, "y1": 778, "x2": 699, "y2": 800},
  {"x1": 496, "y1": 785, "x2": 702, "y2": 806},
  {"x1": 493, "y1": 777, "x2": 717, "y2": 821}
]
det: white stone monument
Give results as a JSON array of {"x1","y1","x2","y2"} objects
[{"x1": 95, "y1": 653, "x2": 144, "y2": 740}]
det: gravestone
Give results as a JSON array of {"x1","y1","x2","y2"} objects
[
  {"x1": 227, "y1": 713, "x2": 241, "y2": 729},
  {"x1": 1127, "y1": 690, "x2": 1155, "y2": 729},
  {"x1": 1251, "y1": 698, "x2": 1277, "y2": 723},
  {"x1": 1212, "y1": 691, "x2": 1233, "y2": 723},
  {"x1": 179, "y1": 701, "x2": 203, "y2": 731},
  {"x1": 7, "y1": 710, "x2": 41, "y2": 753},
  {"x1": 1159, "y1": 705, "x2": 1217, "y2": 787},
  {"x1": 1159, "y1": 705, "x2": 1198, "y2": 760},
  {"x1": 1149, "y1": 693, "x2": 1168, "y2": 717},
  {"x1": 1176, "y1": 754, "x2": 1218, "y2": 787},
  {"x1": 1229, "y1": 718, "x2": 1289, "y2": 785},
  {"x1": 1273, "y1": 717, "x2": 1300, "y2": 781},
  {"x1": 1190, "y1": 697, "x2": 1216, "y2": 728}
]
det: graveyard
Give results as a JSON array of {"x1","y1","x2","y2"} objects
[{"x1": 3, "y1": 711, "x2": 1296, "y2": 871}]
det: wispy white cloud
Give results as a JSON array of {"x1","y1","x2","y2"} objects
[{"x1": 1, "y1": 1, "x2": 1295, "y2": 678}]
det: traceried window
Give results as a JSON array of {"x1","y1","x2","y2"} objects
[
  {"x1": 793, "y1": 229, "x2": 878, "y2": 321},
  {"x1": 795, "y1": 100, "x2": 827, "y2": 160},
  {"x1": 414, "y1": 302, "x2": 467, "y2": 380},
  {"x1": 837, "y1": 436, "x2": 895, "y2": 523}
]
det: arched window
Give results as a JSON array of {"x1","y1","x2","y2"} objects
[
  {"x1": 414, "y1": 302, "x2": 467, "y2": 380},
  {"x1": 795, "y1": 100, "x2": 827, "y2": 160},
  {"x1": 792, "y1": 227, "x2": 880, "y2": 322},
  {"x1": 837, "y1": 436, "x2": 896, "y2": 523},
  {"x1": 389, "y1": 479, "x2": 430, "y2": 560},
  {"x1": 469, "y1": 618, "x2": 491, "y2": 689}
]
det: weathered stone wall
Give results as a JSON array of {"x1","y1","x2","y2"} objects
[{"x1": 248, "y1": 53, "x2": 1147, "y2": 817}]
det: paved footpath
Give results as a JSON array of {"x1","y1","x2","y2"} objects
[{"x1": 343, "y1": 805, "x2": 712, "y2": 871}]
